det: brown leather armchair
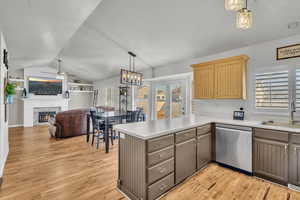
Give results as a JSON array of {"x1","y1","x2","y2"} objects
[{"x1": 48, "y1": 109, "x2": 90, "y2": 138}]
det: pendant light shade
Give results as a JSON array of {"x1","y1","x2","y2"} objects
[
  {"x1": 225, "y1": 0, "x2": 245, "y2": 11},
  {"x1": 236, "y1": 8, "x2": 252, "y2": 29}
]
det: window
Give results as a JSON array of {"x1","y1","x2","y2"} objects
[
  {"x1": 296, "y1": 69, "x2": 300, "y2": 110},
  {"x1": 255, "y1": 71, "x2": 289, "y2": 109}
]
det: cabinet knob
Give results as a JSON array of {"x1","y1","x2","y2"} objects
[
  {"x1": 159, "y1": 153, "x2": 165, "y2": 158},
  {"x1": 158, "y1": 167, "x2": 166, "y2": 173},
  {"x1": 159, "y1": 184, "x2": 167, "y2": 191}
]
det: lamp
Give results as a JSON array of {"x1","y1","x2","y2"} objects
[{"x1": 225, "y1": 0, "x2": 245, "y2": 11}]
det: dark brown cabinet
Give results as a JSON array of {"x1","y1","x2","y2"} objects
[
  {"x1": 197, "y1": 133, "x2": 211, "y2": 170},
  {"x1": 254, "y1": 137, "x2": 288, "y2": 183},
  {"x1": 175, "y1": 138, "x2": 197, "y2": 184},
  {"x1": 289, "y1": 134, "x2": 300, "y2": 186},
  {"x1": 289, "y1": 144, "x2": 300, "y2": 185}
]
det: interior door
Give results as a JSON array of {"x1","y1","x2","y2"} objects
[
  {"x1": 154, "y1": 80, "x2": 186, "y2": 120},
  {"x1": 155, "y1": 84, "x2": 169, "y2": 120},
  {"x1": 171, "y1": 82, "x2": 185, "y2": 118}
]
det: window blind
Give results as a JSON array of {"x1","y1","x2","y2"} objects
[
  {"x1": 296, "y1": 69, "x2": 300, "y2": 109},
  {"x1": 255, "y1": 71, "x2": 289, "y2": 108}
]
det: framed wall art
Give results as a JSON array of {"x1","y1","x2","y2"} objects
[{"x1": 277, "y1": 43, "x2": 300, "y2": 60}]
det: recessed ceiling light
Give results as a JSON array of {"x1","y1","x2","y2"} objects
[{"x1": 288, "y1": 22, "x2": 300, "y2": 29}]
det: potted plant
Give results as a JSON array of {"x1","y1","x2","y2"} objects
[{"x1": 5, "y1": 83, "x2": 16, "y2": 104}]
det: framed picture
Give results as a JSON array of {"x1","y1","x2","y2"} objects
[{"x1": 277, "y1": 43, "x2": 300, "y2": 60}]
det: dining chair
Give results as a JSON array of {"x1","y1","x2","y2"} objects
[
  {"x1": 90, "y1": 110, "x2": 104, "y2": 148},
  {"x1": 91, "y1": 110, "x2": 117, "y2": 149}
]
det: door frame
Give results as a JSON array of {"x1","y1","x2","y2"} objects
[{"x1": 142, "y1": 73, "x2": 192, "y2": 120}]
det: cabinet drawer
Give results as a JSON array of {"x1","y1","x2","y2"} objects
[
  {"x1": 175, "y1": 129, "x2": 196, "y2": 144},
  {"x1": 148, "y1": 173, "x2": 174, "y2": 200},
  {"x1": 148, "y1": 135, "x2": 174, "y2": 153},
  {"x1": 254, "y1": 128, "x2": 289, "y2": 143},
  {"x1": 290, "y1": 133, "x2": 300, "y2": 144},
  {"x1": 148, "y1": 146, "x2": 174, "y2": 167},
  {"x1": 197, "y1": 124, "x2": 211, "y2": 136},
  {"x1": 148, "y1": 158, "x2": 174, "y2": 185}
]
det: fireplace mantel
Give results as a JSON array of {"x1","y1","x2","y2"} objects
[{"x1": 22, "y1": 97, "x2": 69, "y2": 127}]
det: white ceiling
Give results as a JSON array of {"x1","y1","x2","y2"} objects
[{"x1": 1, "y1": 0, "x2": 300, "y2": 81}]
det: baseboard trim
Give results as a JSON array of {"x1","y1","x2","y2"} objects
[{"x1": 8, "y1": 124, "x2": 24, "y2": 128}]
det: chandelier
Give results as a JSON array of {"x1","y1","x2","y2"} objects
[{"x1": 120, "y1": 52, "x2": 143, "y2": 86}]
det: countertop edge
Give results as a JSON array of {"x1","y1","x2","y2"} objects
[{"x1": 114, "y1": 117, "x2": 300, "y2": 140}]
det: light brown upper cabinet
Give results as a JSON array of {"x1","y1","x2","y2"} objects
[{"x1": 192, "y1": 55, "x2": 249, "y2": 99}]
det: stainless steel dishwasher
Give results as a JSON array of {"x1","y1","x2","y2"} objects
[{"x1": 215, "y1": 124, "x2": 252, "y2": 173}]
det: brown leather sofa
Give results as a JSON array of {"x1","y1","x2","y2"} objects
[{"x1": 48, "y1": 109, "x2": 90, "y2": 138}]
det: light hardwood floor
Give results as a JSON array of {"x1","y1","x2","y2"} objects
[{"x1": 1, "y1": 126, "x2": 300, "y2": 200}]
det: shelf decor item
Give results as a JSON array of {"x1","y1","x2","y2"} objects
[
  {"x1": 5, "y1": 82, "x2": 16, "y2": 104},
  {"x1": 120, "y1": 52, "x2": 143, "y2": 86},
  {"x1": 225, "y1": 0, "x2": 244, "y2": 11},
  {"x1": 22, "y1": 88, "x2": 27, "y2": 98},
  {"x1": 3, "y1": 49, "x2": 8, "y2": 70},
  {"x1": 277, "y1": 43, "x2": 300, "y2": 60},
  {"x1": 119, "y1": 86, "x2": 129, "y2": 114}
]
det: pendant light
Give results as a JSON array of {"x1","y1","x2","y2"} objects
[
  {"x1": 236, "y1": 0, "x2": 252, "y2": 29},
  {"x1": 225, "y1": 0, "x2": 245, "y2": 11},
  {"x1": 120, "y1": 52, "x2": 143, "y2": 86}
]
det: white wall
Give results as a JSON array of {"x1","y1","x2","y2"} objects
[
  {"x1": 0, "y1": 32, "x2": 9, "y2": 178},
  {"x1": 153, "y1": 34, "x2": 300, "y2": 121}
]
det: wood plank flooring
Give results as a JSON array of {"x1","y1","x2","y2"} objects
[{"x1": 1, "y1": 126, "x2": 300, "y2": 200}]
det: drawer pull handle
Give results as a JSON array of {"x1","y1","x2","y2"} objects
[
  {"x1": 159, "y1": 153, "x2": 165, "y2": 158},
  {"x1": 158, "y1": 167, "x2": 166, "y2": 173},
  {"x1": 159, "y1": 184, "x2": 167, "y2": 191}
]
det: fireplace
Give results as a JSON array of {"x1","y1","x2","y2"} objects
[{"x1": 38, "y1": 111, "x2": 56, "y2": 123}]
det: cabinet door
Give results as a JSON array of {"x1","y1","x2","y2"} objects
[
  {"x1": 254, "y1": 138, "x2": 288, "y2": 183},
  {"x1": 214, "y1": 60, "x2": 245, "y2": 99},
  {"x1": 175, "y1": 138, "x2": 197, "y2": 184},
  {"x1": 197, "y1": 133, "x2": 211, "y2": 170},
  {"x1": 289, "y1": 144, "x2": 300, "y2": 186},
  {"x1": 193, "y1": 65, "x2": 214, "y2": 99}
]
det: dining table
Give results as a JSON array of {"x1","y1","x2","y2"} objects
[{"x1": 86, "y1": 111, "x2": 128, "y2": 153}]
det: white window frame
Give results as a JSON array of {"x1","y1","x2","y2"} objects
[{"x1": 253, "y1": 64, "x2": 300, "y2": 116}]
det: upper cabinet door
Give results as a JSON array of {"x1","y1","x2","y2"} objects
[
  {"x1": 193, "y1": 65, "x2": 214, "y2": 99},
  {"x1": 214, "y1": 60, "x2": 244, "y2": 99},
  {"x1": 192, "y1": 55, "x2": 248, "y2": 99}
]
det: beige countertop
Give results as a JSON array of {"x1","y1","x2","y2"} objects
[{"x1": 114, "y1": 114, "x2": 300, "y2": 140}]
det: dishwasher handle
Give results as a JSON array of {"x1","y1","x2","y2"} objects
[
  {"x1": 216, "y1": 127, "x2": 252, "y2": 135},
  {"x1": 216, "y1": 124, "x2": 252, "y2": 132}
]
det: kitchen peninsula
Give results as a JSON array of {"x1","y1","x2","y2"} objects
[{"x1": 114, "y1": 115, "x2": 300, "y2": 200}]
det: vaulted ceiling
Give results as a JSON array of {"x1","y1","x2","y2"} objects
[{"x1": 0, "y1": 0, "x2": 300, "y2": 81}]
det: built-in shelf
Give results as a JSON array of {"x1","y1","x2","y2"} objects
[
  {"x1": 69, "y1": 90, "x2": 94, "y2": 93},
  {"x1": 68, "y1": 82, "x2": 93, "y2": 86},
  {"x1": 9, "y1": 78, "x2": 25, "y2": 82}
]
